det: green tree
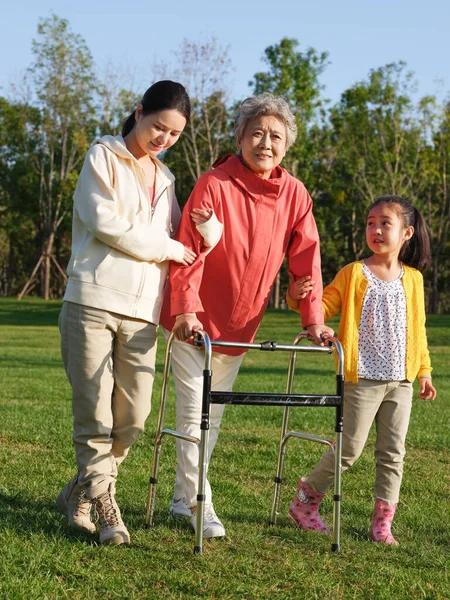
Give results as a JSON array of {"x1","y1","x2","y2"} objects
[
  {"x1": 20, "y1": 13, "x2": 99, "y2": 299},
  {"x1": 420, "y1": 100, "x2": 450, "y2": 312},
  {"x1": 250, "y1": 37, "x2": 329, "y2": 187},
  {"x1": 163, "y1": 37, "x2": 235, "y2": 205},
  {"x1": 0, "y1": 98, "x2": 41, "y2": 295},
  {"x1": 249, "y1": 38, "x2": 329, "y2": 305},
  {"x1": 97, "y1": 64, "x2": 140, "y2": 136},
  {"x1": 320, "y1": 62, "x2": 450, "y2": 311},
  {"x1": 323, "y1": 62, "x2": 431, "y2": 262}
]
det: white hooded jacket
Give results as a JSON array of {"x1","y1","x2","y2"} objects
[{"x1": 64, "y1": 135, "x2": 191, "y2": 323}]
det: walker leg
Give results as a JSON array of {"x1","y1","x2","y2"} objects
[
  {"x1": 194, "y1": 367, "x2": 212, "y2": 555},
  {"x1": 145, "y1": 335, "x2": 173, "y2": 526},
  {"x1": 270, "y1": 406, "x2": 291, "y2": 524},
  {"x1": 195, "y1": 434, "x2": 208, "y2": 554},
  {"x1": 331, "y1": 430, "x2": 342, "y2": 551},
  {"x1": 331, "y1": 380, "x2": 344, "y2": 552},
  {"x1": 145, "y1": 435, "x2": 163, "y2": 526},
  {"x1": 271, "y1": 349, "x2": 297, "y2": 524}
]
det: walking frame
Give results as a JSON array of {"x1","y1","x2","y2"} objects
[{"x1": 145, "y1": 330, "x2": 344, "y2": 555}]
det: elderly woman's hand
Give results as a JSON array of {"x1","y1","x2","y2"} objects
[
  {"x1": 173, "y1": 313, "x2": 204, "y2": 342},
  {"x1": 306, "y1": 324, "x2": 335, "y2": 346}
]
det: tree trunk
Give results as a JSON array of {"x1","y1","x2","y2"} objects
[
  {"x1": 6, "y1": 233, "x2": 16, "y2": 296},
  {"x1": 42, "y1": 232, "x2": 55, "y2": 300}
]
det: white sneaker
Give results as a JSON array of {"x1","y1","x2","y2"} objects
[
  {"x1": 169, "y1": 498, "x2": 191, "y2": 518},
  {"x1": 191, "y1": 505, "x2": 226, "y2": 539}
]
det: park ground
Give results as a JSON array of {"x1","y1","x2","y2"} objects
[{"x1": 0, "y1": 299, "x2": 449, "y2": 599}]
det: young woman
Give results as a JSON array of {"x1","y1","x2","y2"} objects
[{"x1": 57, "y1": 81, "x2": 220, "y2": 546}]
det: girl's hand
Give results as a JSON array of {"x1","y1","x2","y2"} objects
[
  {"x1": 191, "y1": 207, "x2": 213, "y2": 225},
  {"x1": 418, "y1": 377, "x2": 436, "y2": 400},
  {"x1": 178, "y1": 246, "x2": 197, "y2": 266},
  {"x1": 288, "y1": 270, "x2": 314, "y2": 300}
]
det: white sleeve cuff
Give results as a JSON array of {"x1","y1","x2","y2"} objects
[
  {"x1": 195, "y1": 211, "x2": 223, "y2": 249},
  {"x1": 167, "y1": 239, "x2": 185, "y2": 263}
]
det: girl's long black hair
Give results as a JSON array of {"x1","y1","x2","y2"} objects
[
  {"x1": 367, "y1": 195, "x2": 431, "y2": 272},
  {"x1": 121, "y1": 80, "x2": 191, "y2": 138}
]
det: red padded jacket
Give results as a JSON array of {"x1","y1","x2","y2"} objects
[{"x1": 160, "y1": 154, "x2": 324, "y2": 355}]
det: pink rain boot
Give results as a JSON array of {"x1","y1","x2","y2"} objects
[
  {"x1": 370, "y1": 498, "x2": 399, "y2": 546},
  {"x1": 288, "y1": 477, "x2": 330, "y2": 534}
]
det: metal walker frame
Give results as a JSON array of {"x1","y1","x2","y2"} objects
[{"x1": 145, "y1": 330, "x2": 344, "y2": 555}]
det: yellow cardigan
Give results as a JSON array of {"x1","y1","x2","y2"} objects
[{"x1": 287, "y1": 261, "x2": 433, "y2": 383}]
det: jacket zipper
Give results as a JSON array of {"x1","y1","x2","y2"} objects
[
  {"x1": 151, "y1": 185, "x2": 168, "y2": 220},
  {"x1": 134, "y1": 168, "x2": 169, "y2": 315}
]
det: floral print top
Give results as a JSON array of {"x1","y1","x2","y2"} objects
[{"x1": 358, "y1": 262, "x2": 407, "y2": 381}]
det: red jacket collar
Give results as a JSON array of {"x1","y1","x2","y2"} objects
[{"x1": 212, "y1": 154, "x2": 285, "y2": 200}]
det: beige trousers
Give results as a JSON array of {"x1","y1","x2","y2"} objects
[
  {"x1": 59, "y1": 302, "x2": 157, "y2": 499},
  {"x1": 170, "y1": 338, "x2": 244, "y2": 507},
  {"x1": 307, "y1": 378, "x2": 413, "y2": 505}
]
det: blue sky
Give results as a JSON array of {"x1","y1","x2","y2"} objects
[{"x1": 1, "y1": 0, "x2": 449, "y2": 105}]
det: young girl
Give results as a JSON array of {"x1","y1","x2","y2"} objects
[
  {"x1": 56, "y1": 81, "x2": 221, "y2": 546},
  {"x1": 286, "y1": 195, "x2": 436, "y2": 545}
]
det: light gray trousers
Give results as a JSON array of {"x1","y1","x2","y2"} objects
[
  {"x1": 59, "y1": 302, "x2": 157, "y2": 499},
  {"x1": 307, "y1": 378, "x2": 413, "y2": 504}
]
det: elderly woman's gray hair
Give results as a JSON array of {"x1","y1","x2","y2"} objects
[{"x1": 233, "y1": 93, "x2": 298, "y2": 150}]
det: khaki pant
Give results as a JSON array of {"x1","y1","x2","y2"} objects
[
  {"x1": 307, "y1": 379, "x2": 413, "y2": 504},
  {"x1": 170, "y1": 338, "x2": 244, "y2": 507},
  {"x1": 59, "y1": 302, "x2": 157, "y2": 499}
]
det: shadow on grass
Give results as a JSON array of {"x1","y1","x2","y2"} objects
[
  {"x1": 0, "y1": 490, "x2": 195, "y2": 545},
  {"x1": 140, "y1": 504, "x2": 450, "y2": 551},
  {"x1": 126, "y1": 506, "x2": 193, "y2": 533},
  {"x1": 0, "y1": 491, "x2": 98, "y2": 545},
  {"x1": 0, "y1": 299, "x2": 62, "y2": 327},
  {"x1": 0, "y1": 356, "x2": 63, "y2": 368}
]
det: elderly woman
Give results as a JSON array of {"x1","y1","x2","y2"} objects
[{"x1": 159, "y1": 92, "x2": 333, "y2": 539}]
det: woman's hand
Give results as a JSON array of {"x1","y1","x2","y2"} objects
[
  {"x1": 173, "y1": 313, "x2": 203, "y2": 341},
  {"x1": 418, "y1": 377, "x2": 437, "y2": 400},
  {"x1": 288, "y1": 271, "x2": 314, "y2": 300},
  {"x1": 190, "y1": 207, "x2": 213, "y2": 225},
  {"x1": 177, "y1": 246, "x2": 197, "y2": 266},
  {"x1": 306, "y1": 324, "x2": 335, "y2": 346}
]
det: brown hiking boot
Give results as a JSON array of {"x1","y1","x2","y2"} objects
[
  {"x1": 92, "y1": 482, "x2": 130, "y2": 546},
  {"x1": 56, "y1": 475, "x2": 96, "y2": 533}
]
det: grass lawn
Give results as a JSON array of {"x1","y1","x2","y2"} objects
[{"x1": 0, "y1": 298, "x2": 449, "y2": 600}]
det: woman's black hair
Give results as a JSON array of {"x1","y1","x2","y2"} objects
[
  {"x1": 367, "y1": 195, "x2": 431, "y2": 272},
  {"x1": 121, "y1": 80, "x2": 191, "y2": 137}
]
